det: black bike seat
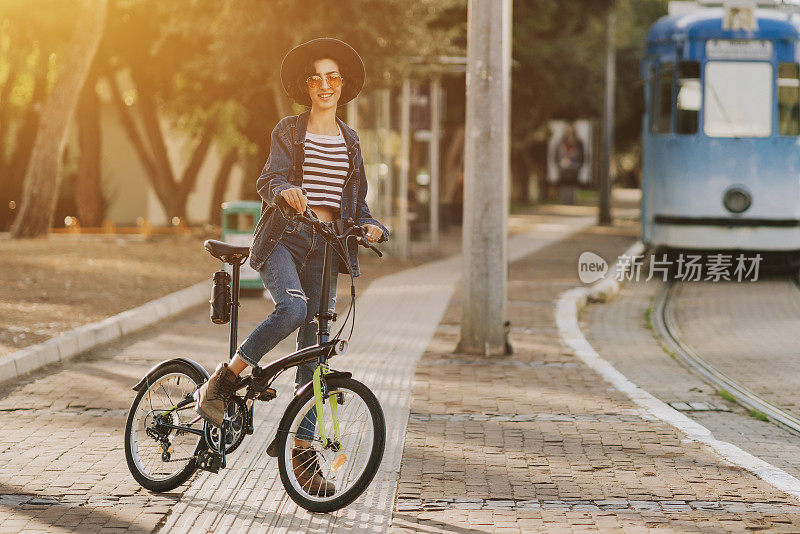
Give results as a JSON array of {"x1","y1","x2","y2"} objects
[{"x1": 204, "y1": 240, "x2": 250, "y2": 264}]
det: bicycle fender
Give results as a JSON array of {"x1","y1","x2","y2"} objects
[
  {"x1": 265, "y1": 370, "x2": 353, "y2": 457},
  {"x1": 131, "y1": 358, "x2": 211, "y2": 391}
]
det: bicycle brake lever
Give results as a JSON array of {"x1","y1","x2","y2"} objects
[{"x1": 357, "y1": 236, "x2": 383, "y2": 257}]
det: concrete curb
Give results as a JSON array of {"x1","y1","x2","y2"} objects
[
  {"x1": 556, "y1": 241, "x2": 800, "y2": 502},
  {"x1": 0, "y1": 281, "x2": 209, "y2": 386}
]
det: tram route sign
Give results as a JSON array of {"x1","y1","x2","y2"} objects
[{"x1": 706, "y1": 39, "x2": 773, "y2": 60}]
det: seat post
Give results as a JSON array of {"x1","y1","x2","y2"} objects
[{"x1": 229, "y1": 260, "x2": 242, "y2": 360}]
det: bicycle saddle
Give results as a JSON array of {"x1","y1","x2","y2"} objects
[{"x1": 204, "y1": 239, "x2": 250, "y2": 264}]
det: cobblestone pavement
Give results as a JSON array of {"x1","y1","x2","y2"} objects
[
  {"x1": 0, "y1": 252, "x2": 395, "y2": 533},
  {"x1": 0, "y1": 212, "x2": 593, "y2": 533},
  {"x1": 670, "y1": 279, "x2": 800, "y2": 416},
  {"x1": 583, "y1": 277, "x2": 800, "y2": 483},
  {"x1": 391, "y1": 226, "x2": 800, "y2": 533},
  {"x1": 157, "y1": 215, "x2": 593, "y2": 533}
]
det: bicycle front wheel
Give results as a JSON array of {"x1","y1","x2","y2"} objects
[{"x1": 277, "y1": 376, "x2": 385, "y2": 513}]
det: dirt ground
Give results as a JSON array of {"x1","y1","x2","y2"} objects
[
  {"x1": 0, "y1": 192, "x2": 640, "y2": 359},
  {"x1": 0, "y1": 227, "x2": 459, "y2": 358}
]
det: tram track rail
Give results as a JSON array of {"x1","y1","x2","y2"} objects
[{"x1": 653, "y1": 277, "x2": 800, "y2": 437}]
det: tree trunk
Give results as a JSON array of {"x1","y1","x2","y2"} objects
[
  {"x1": 521, "y1": 150, "x2": 544, "y2": 202},
  {"x1": 130, "y1": 65, "x2": 177, "y2": 191},
  {"x1": 104, "y1": 68, "x2": 175, "y2": 212},
  {"x1": 442, "y1": 126, "x2": 465, "y2": 204},
  {"x1": 11, "y1": 0, "x2": 108, "y2": 238},
  {"x1": 0, "y1": 50, "x2": 48, "y2": 230},
  {"x1": 210, "y1": 148, "x2": 239, "y2": 226},
  {"x1": 76, "y1": 70, "x2": 105, "y2": 227},
  {"x1": 107, "y1": 64, "x2": 216, "y2": 224},
  {"x1": 0, "y1": 60, "x2": 21, "y2": 169},
  {"x1": 272, "y1": 78, "x2": 290, "y2": 118},
  {"x1": 510, "y1": 151, "x2": 529, "y2": 204},
  {"x1": 240, "y1": 143, "x2": 268, "y2": 200},
  {"x1": 178, "y1": 122, "x2": 216, "y2": 199}
]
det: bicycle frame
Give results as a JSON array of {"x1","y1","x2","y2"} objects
[
  {"x1": 225, "y1": 230, "x2": 339, "y2": 364},
  {"x1": 138, "y1": 224, "x2": 350, "y2": 467},
  {"x1": 126, "y1": 209, "x2": 386, "y2": 503}
]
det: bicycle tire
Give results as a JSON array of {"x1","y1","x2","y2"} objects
[
  {"x1": 276, "y1": 376, "x2": 385, "y2": 513},
  {"x1": 124, "y1": 360, "x2": 206, "y2": 492}
]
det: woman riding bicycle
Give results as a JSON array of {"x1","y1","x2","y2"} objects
[{"x1": 193, "y1": 38, "x2": 388, "y2": 494}]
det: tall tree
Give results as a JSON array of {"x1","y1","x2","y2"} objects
[
  {"x1": 11, "y1": 0, "x2": 107, "y2": 238},
  {"x1": 76, "y1": 68, "x2": 105, "y2": 227},
  {"x1": 210, "y1": 147, "x2": 239, "y2": 226},
  {"x1": 153, "y1": 0, "x2": 455, "y2": 198},
  {"x1": 0, "y1": 0, "x2": 75, "y2": 230}
]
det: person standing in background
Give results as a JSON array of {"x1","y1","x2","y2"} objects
[{"x1": 555, "y1": 124, "x2": 585, "y2": 205}]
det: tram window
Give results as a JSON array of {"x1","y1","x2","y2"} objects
[
  {"x1": 677, "y1": 61, "x2": 700, "y2": 134},
  {"x1": 656, "y1": 64, "x2": 674, "y2": 133},
  {"x1": 778, "y1": 63, "x2": 800, "y2": 136},
  {"x1": 704, "y1": 61, "x2": 772, "y2": 137}
]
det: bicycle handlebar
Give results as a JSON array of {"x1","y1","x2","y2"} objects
[{"x1": 275, "y1": 196, "x2": 383, "y2": 258}]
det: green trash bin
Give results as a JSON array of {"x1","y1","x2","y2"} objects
[{"x1": 221, "y1": 201, "x2": 263, "y2": 291}]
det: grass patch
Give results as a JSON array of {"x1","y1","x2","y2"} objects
[
  {"x1": 748, "y1": 409, "x2": 770, "y2": 422},
  {"x1": 645, "y1": 306, "x2": 653, "y2": 330},
  {"x1": 717, "y1": 389, "x2": 737, "y2": 403}
]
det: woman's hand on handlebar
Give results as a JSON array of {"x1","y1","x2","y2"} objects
[
  {"x1": 279, "y1": 187, "x2": 307, "y2": 213},
  {"x1": 362, "y1": 224, "x2": 383, "y2": 243}
]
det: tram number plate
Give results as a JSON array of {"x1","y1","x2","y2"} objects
[{"x1": 706, "y1": 39, "x2": 773, "y2": 61}]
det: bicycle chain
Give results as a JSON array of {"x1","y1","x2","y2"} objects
[{"x1": 164, "y1": 456, "x2": 195, "y2": 463}]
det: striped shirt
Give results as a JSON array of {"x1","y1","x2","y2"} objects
[{"x1": 302, "y1": 128, "x2": 349, "y2": 211}]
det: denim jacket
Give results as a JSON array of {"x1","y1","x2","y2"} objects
[{"x1": 249, "y1": 110, "x2": 389, "y2": 277}]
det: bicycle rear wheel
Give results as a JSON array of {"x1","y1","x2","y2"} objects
[
  {"x1": 276, "y1": 376, "x2": 385, "y2": 513},
  {"x1": 124, "y1": 361, "x2": 205, "y2": 492}
]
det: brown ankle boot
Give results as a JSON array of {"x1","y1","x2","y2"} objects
[
  {"x1": 194, "y1": 362, "x2": 237, "y2": 427},
  {"x1": 292, "y1": 445, "x2": 335, "y2": 496}
]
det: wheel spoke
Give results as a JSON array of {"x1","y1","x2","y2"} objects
[{"x1": 128, "y1": 371, "x2": 202, "y2": 483}]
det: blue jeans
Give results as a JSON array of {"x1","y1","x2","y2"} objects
[{"x1": 236, "y1": 222, "x2": 338, "y2": 439}]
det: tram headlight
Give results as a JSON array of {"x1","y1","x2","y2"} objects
[{"x1": 723, "y1": 187, "x2": 751, "y2": 214}]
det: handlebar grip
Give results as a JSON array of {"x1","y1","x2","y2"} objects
[{"x1": 369, "y1": 244, "x2": 383, "y2": 257}]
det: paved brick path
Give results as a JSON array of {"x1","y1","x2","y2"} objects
[
  {"x1": 391, "y1": 226, "x2": 800, "y2": 533},
  {"x1": 158, "y1": 215, "x2": 594, "y2": 532},
  {"x1": 583, "y1": 277, "x2": 800, "y2": 484},
  {"x1": 0, "y1": 212, "x2": 592, "y2": 533},
  {"x1": 0, "y1": 254, "x2": 393, "y2": 533},
  {"x1": 7, "y1": 204, "x2": 799, "y2": 533}
]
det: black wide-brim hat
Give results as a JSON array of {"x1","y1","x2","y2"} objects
[{"x1": 280, "y1": 38, "x2": 365, "y2": 107}]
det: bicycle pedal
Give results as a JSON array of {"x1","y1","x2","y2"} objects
[
  {"x1": 255, "y1": 387, "x2": 277, "y2": 402},
  {"x1": 196, "y1": 449, "x2": 224, "y2": 473}
]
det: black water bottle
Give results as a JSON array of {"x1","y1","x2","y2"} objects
[{"x1": 210, "y1": 270, "x2": 232, "y2": 324}]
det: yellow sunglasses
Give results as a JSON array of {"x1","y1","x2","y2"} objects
[{"x1": 306, "y1": 72, "x2": 343, "y2": 90}]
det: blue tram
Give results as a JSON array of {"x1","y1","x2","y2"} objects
[{"x1": 641, "y1": 2, "x2": 800, "y2": 253}]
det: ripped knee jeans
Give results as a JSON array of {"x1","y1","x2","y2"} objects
[{"x1": 236, "y1": 220, "x2": 337, "y2": 390}]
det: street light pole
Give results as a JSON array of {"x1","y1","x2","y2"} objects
[
  {"x1": 458, "y1": 0, "x2": 512, "y2": 356},
  {"x1": 429, "y1": 75, "x2": 442, "y2": 254},
  {"x1": 599, "y1": 6, "x2": 616, "y2": 226},
  {"x1": 398, "y1": 77, "x2": 411, "y2": 262}
]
